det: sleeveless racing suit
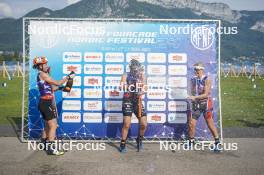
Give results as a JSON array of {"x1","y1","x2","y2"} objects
[
  {"x1": 122, "y1": 72, "x2": 146, "y2": 117},
  {"x1": 190, "y1": 75, "x2": 213, "y2": 120},
  {"x1": 37, "y1": 72, "x2": 57, "y2": 121}
]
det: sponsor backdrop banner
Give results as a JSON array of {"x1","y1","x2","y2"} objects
[{"x1": 27, "y1": 19, "x2": 220, "y2": 140}]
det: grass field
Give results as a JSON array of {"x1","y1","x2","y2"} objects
[
  {"x1": 221, "y1": 76, "x2": 264, "y2": 127},
  {"x1": 0, "y1": 76, "x2": 264, "y2": 127}
]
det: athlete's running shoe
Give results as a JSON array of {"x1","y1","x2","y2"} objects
[
  {"x1": 119, "y1": 142, "x2": 127, "y2": 153},
  {"x1": 46, "y1": 141, "x2": 65, "y2": 156},
  {"x1": 136, "y1": 137, "x2": 143, "y2": 152},
  {"x1": 213, "y1": 140, "x2": 221, "y2": 153},
  {"x1": 47, "y1": 149, "x2": 65, "y2": 156},
  {"x1": 184, "y1": 138, "x2": 195, "y2": 150}
]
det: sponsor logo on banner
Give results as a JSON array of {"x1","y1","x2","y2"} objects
[
  {"x1": 191, "y1": 26, "x2": 214, "y2": 50},
  {"x1": 147, "y1": 101, "x2": 166, "y2": 111},
  {"x1": 168, "y1": 77, "x2": 187, "y2": 88},
  {"x1": 147, "y1": 65, "x2": 166, "y2": 75},
  {"x1": 105, "y1": 53, "x2": 124, "y2": 62},
  {"x1": 63, "y1": 52, "x2": 82, "y2": 62},
  {"x1": 169, "y1": 88, "x2": 188, "y2": 99},
  {"x1": 168, "y1": 101, "x2": 188, "y2": 111},
  {"x1": 84, "y1": 64, "x2": 103, "y2": 74},
  {"x1": 104, "y1": 113, "x2": 123, "y2": 123},
  {"x1": 147, "y1": 91, "x2": 166, "y2": 99},
  {"x1": 168, "y1": 113, "x2": 187, "y2": 123},
  {"x1": 168, "y1": 65, "x2": 187, "y2": 75},
  {"x1": 84, "y1": 52, "x2": 103, "y2": 62},
  {"x1": 83, "y1": 113, "x2": 102, "y2": 123},
  {"x1": 126, "y1": 53, "x2": 145, "y2": 63},
  {"x1": 104, "y1": 101, "x2": 122, "y2": 111},
  {"x1": 147, "y1": 113, "x2": 166, "y2": 123},
  {"x1": 105, "y1": 64, "x2": 124, "y2": 75},
  {"x1": 147, "y1": 53, "x2": 166, "y2": 63},
  {"x1": 63, "y1": 64, "x2": 82, "y2": 74},
  {"x1": 105, "y1": 77, "x2": 121, "y2": 86},
  {"x1": 84, "y1": 88, "x2": 102, "y2": 98},
  {"x1": 73, "y1": 76, "x2": 81, "y2": 86},
  {"x1": 168, "y1": 53, "x2": 187, "y2": 63},
  {"x1": 62, "y1": 100, "x2": 81, "y2": 110},
  {"x1": 105, "y1": 90, "x2": 123, "y2": 99},
  {"x1": 62, "y1": 88, "x2": 81, "y2": 98},
  {"x1": 62, "y1": 112, "x2": 81, "y2": 123},
  {"x1": 84, "y1": 76, "x2": 102, "y2": 86},
  {"x1": 83, "y1": 100, "x2": 102, "y2": 111},
  {"x1": 147, "y1": 77, "x2": 166, "y2": 86}
]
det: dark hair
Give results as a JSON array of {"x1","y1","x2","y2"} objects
[
  {"x1": 33, "y1": 64, "x2": 41, "y2": 70},
  {"x1": 129, "y1": 59, "x2": 144, "y2": 72}
]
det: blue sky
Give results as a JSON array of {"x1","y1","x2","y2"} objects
[
  {"x1": 0, "y1": 0, "x2": 263, "y2": 19},
  {"x1": 0, "y1": 0, "x2": 72, "y2": 18}
]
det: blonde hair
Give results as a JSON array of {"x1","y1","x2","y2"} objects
[{"x1": 193, "y1": 62, "x2": 205, "y2": 70}]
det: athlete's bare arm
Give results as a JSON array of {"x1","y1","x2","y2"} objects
[
  {"x1": 197, "y1": 78, "x2": 211, "y2": 99},
  {"x1": 40, "y1": 72, "x2": 68, "y2": 86},
  {"x1": 141, "y1": 74, "x2": 147, "y2": 93},
  {"x1": 190, "y1": 79, "x2": 196, "y2": 96},
  {"x1": 51, "y1": 86, "x2": 59, "y2": 92},
  {"x1": 120, "y1": 73, "x2": 127, "y2": 91}
]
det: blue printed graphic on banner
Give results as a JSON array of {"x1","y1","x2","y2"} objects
[{"x1": 27, "y1": 20, "x2": 220, "y2": 140}]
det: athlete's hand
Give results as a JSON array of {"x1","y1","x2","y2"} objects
[
  {"x1": 58, "y1": 85, "x2": 65, "y2": 91},
  {"x1": 137, "y1": 91, "x2": 145, "y2": 96},
  {"x1": 187, "y1": 96, "x2": 196, "y2": 101},
  {"x1": 67, "y1": 71, "x2": 75, "y2": 79}
]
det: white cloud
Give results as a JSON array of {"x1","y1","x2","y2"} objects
[
  {"x1": 0, "y1": 3, "x2": 12, "y2": 17},
  {"x1": 67, "y1": 0, "x2": 82, "y2": 5}
]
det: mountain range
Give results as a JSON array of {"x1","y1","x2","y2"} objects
[{"x1": 0, "y1": 0, "x2": 264, "y2": 63}]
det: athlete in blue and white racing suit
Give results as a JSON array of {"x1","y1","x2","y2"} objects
[{"x1": 187, "y1": 62, "x2": 221, "y2": 152}]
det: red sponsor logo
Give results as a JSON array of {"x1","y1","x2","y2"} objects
[
  {"x1": 109, "y1": 90, "x2": 120, "y2": 96},
  {"x1": 172, "y1": 55, "x2": 183, "y2": 61},
  {"x1": 151, "y1": 115, "x2": 161, "y2": 121},
  {"x1": 107, "y1": 68, "x2": 122, "y2": 72},
  {"x1": 67, "y1": 65, "x2": 78, "y2": 72},
  {"x1": 64, "y1": 115, "x2": 79, "y2": 120},
  {"x1": 88, "y1": 78, "x2": 99, "y2": 85},
  {"x1": 149, "y1": 92, "x2": 164, "y2": 96},
  {"x1": 86, "y1": 55, "x2": 101, "y2": 59}
]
